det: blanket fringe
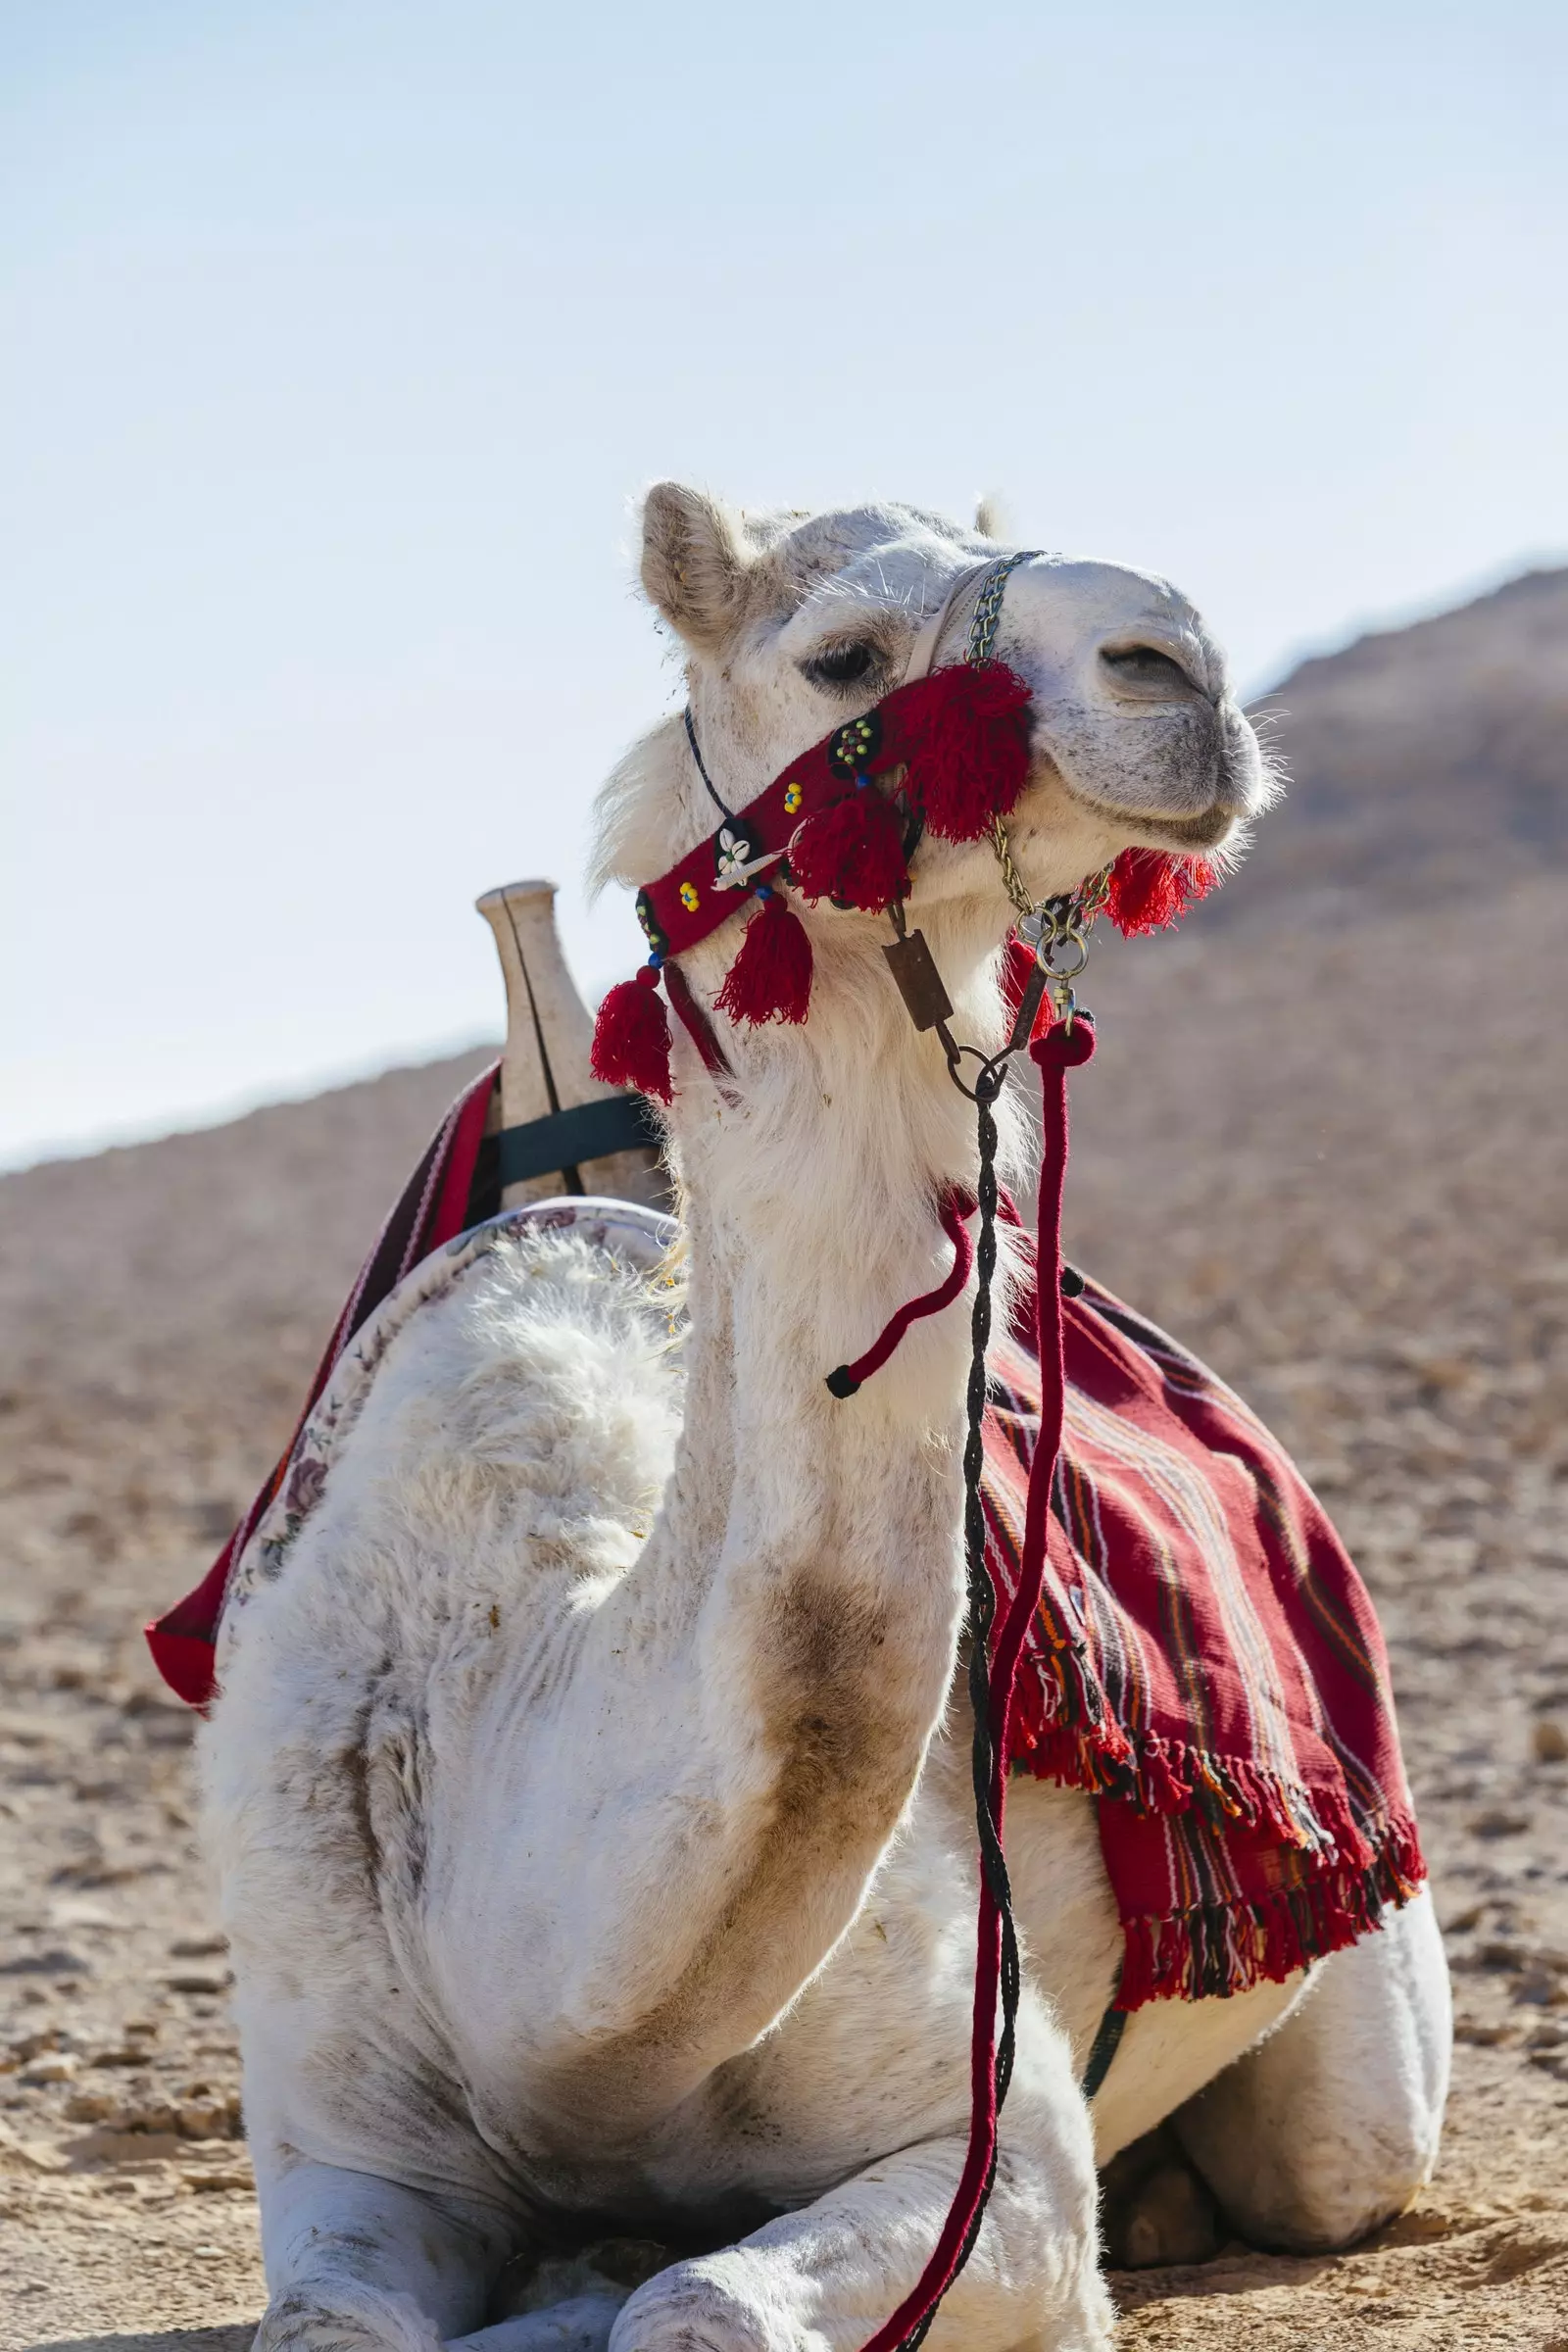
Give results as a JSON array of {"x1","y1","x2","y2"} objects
[
  {"x1": 1012, "y1": 1690, "x2": 1374, "y2": 1859},
  {"x1": 1112, "y1": 1813, "x2": 1428, "y2": 2009}
]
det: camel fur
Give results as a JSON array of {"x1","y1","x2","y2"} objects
[{"x1": 202, "y1": 489, "x2": 1451, "y2": 2352}]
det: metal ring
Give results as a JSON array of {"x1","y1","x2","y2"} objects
[
  {"x1": 1037, "y1": 934, "x2": 1090, "y2": 981},
  {"x1": 941, "y1": 1041, "x2": 1013, "y2": 1105}
]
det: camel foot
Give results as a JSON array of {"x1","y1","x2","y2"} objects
[{"x1": 1101, "y1": 2129, "x2": 1220, "y2": 2270}]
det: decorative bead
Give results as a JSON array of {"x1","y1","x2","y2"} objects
[
  {"x1": 784, "y1": 781, "x2": 803, "y2": 813},
  {"x1": 828, "y1": 708, "x2": 884, "y2": 777},
  {"x1": 679, "y1": 880, "x2": 700, "y2": 910},
  {"x1": 635, "y1": 887, "x2": 669, "y2": 956}
]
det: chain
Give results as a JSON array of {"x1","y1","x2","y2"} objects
[
  {"x1": 965, "y1": 551, "x2": 1035, "y2": 665},
  {"x1": 988, "y1": 812, "x2": 1037, "y2": 920}
]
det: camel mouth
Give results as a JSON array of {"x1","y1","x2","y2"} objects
[
  {"x1": 1054, "y1": 784, "x2": 1245, "y2": 856},
  {"x1": 1119, "y1": 803, "x2": 1243, "y2": 853}
]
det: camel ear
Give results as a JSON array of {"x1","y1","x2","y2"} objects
[
  {"x1": 640, "y1": 482, "x2": 752, "y2": 650},
  {"x1": 974, "y1": 492, "x2": 1008, "y2": 541}
]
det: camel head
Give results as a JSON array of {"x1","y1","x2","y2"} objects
[{"x1": 593, "y1": 484, "x2": 1275, "y2": 1051}]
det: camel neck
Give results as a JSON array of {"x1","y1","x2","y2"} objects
[{"x1": 657, "y1": 926, "x2": 1014, "y2": 1581}]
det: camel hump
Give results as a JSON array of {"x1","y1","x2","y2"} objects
[{"x1": 476, "y1": 880, "x2": 669, "y2": 1212}]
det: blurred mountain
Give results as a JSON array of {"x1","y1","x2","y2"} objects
[{"x1": 1209, "y1": 565, "x2": 1568, "y2": 928}]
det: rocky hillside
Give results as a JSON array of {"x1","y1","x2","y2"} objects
[{"x1": 1211, "y1": 564, "x2": 1568, "y2": 927}]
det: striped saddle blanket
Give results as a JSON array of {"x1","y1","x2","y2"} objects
[
  {"x1": 148, "y1": 1063, "x2": 1424, "y2": 2011},
  {"x1": 986, "y1": 1292, "x2": 1423, "y2": 2009}
]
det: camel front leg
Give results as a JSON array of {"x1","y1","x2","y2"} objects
[
  {"x1": 255, "y1": 2157, "x2": 516, "y2": 2352},
  {"x1": 610, "y1": 2082, "x2": 1113, "y2": 2352}
]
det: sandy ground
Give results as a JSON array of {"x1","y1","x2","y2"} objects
[{"x1": 3, "y1": 881, "x2": 1566, "y2": 2350}]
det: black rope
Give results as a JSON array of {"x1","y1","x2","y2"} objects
[
  {"x1": 683, "y1": 707, "x2": 736, "y2": 822},
  {"x1": 896, "y1": 1061, "x2": 1019, "y2": 2352}
]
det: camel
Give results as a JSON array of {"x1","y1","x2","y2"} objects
[{"x1": 200, "y1": 487, "x2": 1451, "y2": 2352}]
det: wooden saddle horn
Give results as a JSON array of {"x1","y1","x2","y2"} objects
[{"x1": 475, "y1": 879, "x2": 668, "y2": 1212}]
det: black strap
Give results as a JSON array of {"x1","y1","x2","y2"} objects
[
  {"x1": 1079, "y1": 1999, "x2": 1127, "y2": 2100},
  {"x1": 496, "y1": 1093, "x2": 662, "y2": 1191}
]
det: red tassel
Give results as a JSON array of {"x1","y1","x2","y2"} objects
[
  {"x1": 1106, "y1": 849, "x2": 1218, "y2": 937},
  {"x1": 901, "y1": 662, "x2": 1033, "y2": 841},
  {"x1": 788, "y1": 785, "x2": 908, "y2": 911},
  {"x1": 713, "y1": 890, "x2": 813, "y2": 1026},
  {"x1": 590, "y1": 964, "x2": 673, "y2": 1102}
]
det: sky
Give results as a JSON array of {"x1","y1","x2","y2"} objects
[{"x1": 4, "y1": 0, "x2": 1565, "y2": 1168}]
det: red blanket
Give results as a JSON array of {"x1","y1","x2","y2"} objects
[
  {"x1": 984, "y1": 1298, "x2": 1423, "y2": 2008},
  {"x1": 149, "y1": 1069, "x2": 1424, "y2": 2011}
]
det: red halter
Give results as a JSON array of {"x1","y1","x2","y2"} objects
[{"x1": 591, "y1": 599, "x2": 1215, "y2": 1102}]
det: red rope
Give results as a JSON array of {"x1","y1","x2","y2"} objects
[
  {"x1": 858, "y1": 1014, "x2": 1096, "y2": 2352},
  {"x1": 825, "y1": 1188, "x2": 976, "y2": 1397}
]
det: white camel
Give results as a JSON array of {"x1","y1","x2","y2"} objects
[{"x1": 201, "y1": 487, "x2": 1450, "y2": 2352}]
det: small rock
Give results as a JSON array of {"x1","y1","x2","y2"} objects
[
  {"x1": 1513, "y1": 1973, "x2": 1568, "y2": 2009},
  {"x1": 47, "y1": 1897, "x2": 122, "y2": 1932},
  {"x1": 1471, "y1": 1809, "x2": 1533, "y2": 1839},
  {"x1": 65, "y1": 2089, "x2": 119, "y2": 2122},
  {"x1": 1532, "y1": 1718, "x2": 1568, "y2": 1763},
  {"x1": 21, "y1": 2052, "x2": 77, "y2": 2084},
  {"x1": 177, "y1": 2099, "x2": 230, "y2": 2140},
  {"x1": 169, "y1": 1936, "x2": 228, "y2": 1960},
  {"x1": 9, "y1": 2031, "x2": 63, "y2": 2064},
  {"x1": 0, "y1": 1946, "x2": 90, "y2": 1978},
  {"x1": 165, "y1": 1971, "x2": 230, "y2": 1995}
]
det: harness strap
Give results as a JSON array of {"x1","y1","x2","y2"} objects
[
  {"x1": 903, "y1": 561, "x2": 995, "y2": 685},
  {"x1": 496, "y1": 1094, "x2": 662, "y2": 1190},
  {"x1": 1079, "y1": 2000, "x2": 1128, "y2": 2101}
]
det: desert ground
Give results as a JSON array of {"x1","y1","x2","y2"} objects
[{"x1": 4, "y1": 576, "x2": 1568, "y2": 2347}]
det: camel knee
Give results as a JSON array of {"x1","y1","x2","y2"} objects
[
  {"x1": 1178, "y1": 2097, "x2": 1437, "y2": 2254},
  {"x1": 453, "y1": 2296, "x2": 628, "y2": 2352},
  {"x1": 256, "y1": 2155, "x2": 509, "y2": 2350},
  {"x1": 1174, "y1": 1888, "x2": 1450, "y2": 2252},
  {"x1": 611, "y1": 2261, "x2": 788, "y2": 2352},
  {"x1": 259, "y1": 2282, "x2": 446, "y2": 2352}
]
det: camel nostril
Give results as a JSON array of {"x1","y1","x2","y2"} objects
[{"x1": 1100, "y1": 643, "x2": 1209, "y2": 701}]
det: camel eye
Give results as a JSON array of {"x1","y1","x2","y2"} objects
[
  {"x1": 802, "y1": 641, "x2": 877, "y2": 690},
  {"x1": 1101, "y1": 645, "x2": 1198, "y2": 695}
]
